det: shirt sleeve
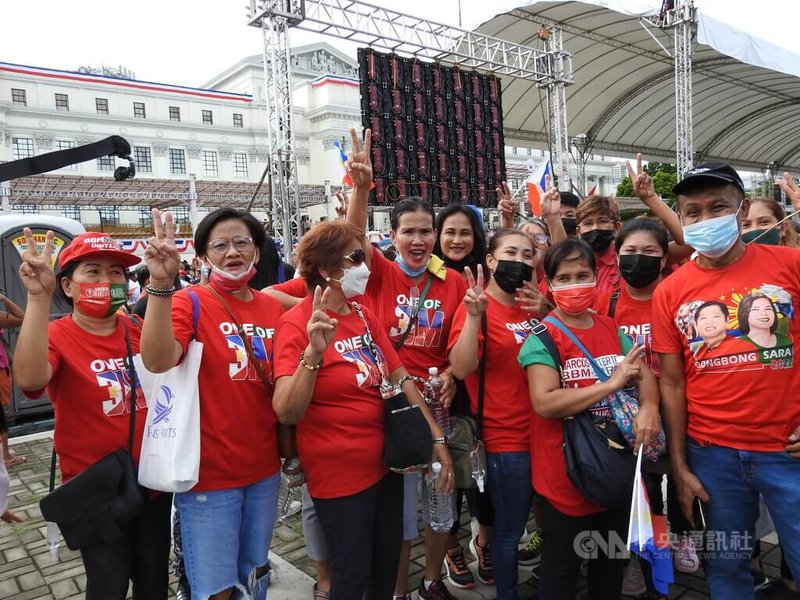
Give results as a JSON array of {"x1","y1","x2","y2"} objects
[
  {"x1": 518, "y1": 333, "x2": 558, "y2": 371},
  {"x1": 446, "y1": 304, "x2": 485, "y2": 361},
  {"x1": 651, "y1": 281, "x2": 683, "y2": 353},
  {"x1": 269, "y1": 278, "x2": 308, "y2": 298},
  {"x1": 273, "y1": 311, "x2": 309, "y2": 380},
  {"x1": 366, "y1": 245, "x2": 389, "y2": 295},
  {"x1": 618, "y1": 329, "x2": 633, "y2": 354}
]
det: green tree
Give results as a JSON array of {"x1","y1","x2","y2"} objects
[
  {"x1": 643, "y1": 162, "x2": 677, "y2": 176},
  {"x1": 617, "y1": 162, "x2": 677, "y2": 199},
  {"x1": 616, "y1": 176, "x2": 634, "y2": 197},
  {"x1": 653, "y1": 171, "x2": 677, "y2": 199}
]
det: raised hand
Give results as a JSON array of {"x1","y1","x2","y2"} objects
[
  {"x1": 144, "y1": 209, "x2": 181, "y2": 287},
  {"x1": 778, "y1": 172, "x2": 800, "y2": 213},
  {"x1": 496, "y1": 181, "x2": 517, "y2": 225},
  {"x1": 540, "y1": 176, "x2": 561, "y2": 219},
  {"x1": 609, "y1": 344, "x2": 644, "y2": 390},
  {"x1": 307, "y1": 286, "x2": 338, "y2": 355},
  {"x1": 463, "y1": 265, "x2": 488, "y2": 316},
  {"x1": 18, "y1": 228, "x2": 56, "y2": 297},
  {"x1": 625, "y1": 153, "x2": 657, "y2": 202},
  {"x1": 515, "y1": 281, "x2": 551, "y2": 317},
  {"x1": 334, "y1": 191, "x2": 350, "y2": 220},
  {"x1": 346, "y1": 128, "x2": 373, "y2": 188}
]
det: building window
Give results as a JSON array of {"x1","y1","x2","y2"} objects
[
  {"x1": 12, "y1": 137, "x2": 34, "y2": 160},
  {"x1": 96, "y1": 98, "x2": 109, "y2": 114},
  {"x1": 171, "y1": 207, "x2": 189, "y2": 226},
  {"x1": 133, "y1": 146, "x2": 152, "y2": 173},
  {"x1": 55, "y1": 93, "x2": 69, "y2": 111},
  {"x1": 202, "y1": 110, "x2": 213, "y2": 125},
  {"x1": 56, "y1": 140, "x2": 77, "y2": 169},
  {"x1": 139, "y1": 207, "x2": 153, "y2": 227},
  {"x1": 233, "y1": 113, "x2": 243, "y2": 128},
  {"x1": 133, "y1": 102, "x2": 146, "y2": 118},
  {"x1": 169, "y1": 106, "x2": 181, "y2": 122},
  {"x1": 17, "y1": 204, "x2": 38, "y2": 215},
  {"x1": 99, "y1": 207, "x2": 120, "y2": 225},
  {"x1": 62, "y1": 206, "x2": 81, "y2": 220},
  {"x1": 97, "y1": 156, "x2": 116, "y2": 171},
  {"x1": 233, "y1": 152, "x2": 248, "y2": 177},
  {"x1": 11, "y1": 88, "x2": 26, "y2": 106},
  {"x1": 202, "y1": 151, "x2": 218, "y2": 176},
  {"x1": 169, "y1": 149, "x2": 186, "y2": 175}
]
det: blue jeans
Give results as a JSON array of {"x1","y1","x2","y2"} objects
[
  {"x1": 486, "y1": 451, "x2": 533, "y2": 600},
  {"x1": 687, "y1": 439, "x2": 800, "y2": 600},
  {"x1": 175, "y1": 473, "x2": 279, "y2": 600}
]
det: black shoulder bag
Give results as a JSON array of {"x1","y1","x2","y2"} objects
[
  {"x1": 352, "y1": 302, "x2": 433, "y2": 473},
  {"x1": 40, "y1": 320, "x2": 148, "y2": 551},
  {"x1": 530, "y1": 319, "x2": 635, "y2": 510}
]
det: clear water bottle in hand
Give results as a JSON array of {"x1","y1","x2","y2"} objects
[
  {"x1": 426, "y1": 461, "x2": 455, "y2": 533},
  {"x1": 427, "y1": 367, "x2": 450, "y2": 436},
  {"x1": 46, "y1": 522, "x2": 60, "y2": 562},
  {"x1": 277, "y1": 457, "x2": 304, "y2": 521}
]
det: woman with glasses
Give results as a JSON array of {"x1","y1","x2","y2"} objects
[
  {"x1": 140, "y1": 207, "x2": 285, "y2": 600},
  {"x1": 273, "y1": 220, "x2": 453, "y2": 600}
]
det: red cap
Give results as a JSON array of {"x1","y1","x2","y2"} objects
[{"x1": 58, "y1": 232, "x2": 141, "y2": 270}]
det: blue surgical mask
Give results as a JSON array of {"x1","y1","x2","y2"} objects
[
  {"x1": 396, "y1": 254, "x2": 428, "y2": 278},
  {"x1": 682, "y1": 205, "x2": 742, "y2": 259}
]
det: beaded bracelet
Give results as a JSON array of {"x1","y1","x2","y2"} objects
[
  {"x1": 145, "y1": 285, "x2": 176, "y2": 297},
  {"x1": 300, "y1": 350, "x2": 323, "y2": 371}
]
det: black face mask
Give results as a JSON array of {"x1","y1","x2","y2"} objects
[
  {"x1": 492, "y1": 260, "x2": 534, "y2": 294},
  {"x1": 618, "y1": 254, "x2": 663, "y2": 289},
  {"x1": 442, "y1": 254, "x2": 476, "y2": 273},
  {"x1": 562, "y1": 217, "x2": 578, "y2": 236},
  {"x1": 581, "y1": 229, "x2": 615, "y2": 253}
]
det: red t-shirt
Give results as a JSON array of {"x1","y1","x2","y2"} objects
[
  {"x1": 42, "y1": 316, "x2": 147, "y2": 482},
  {"x1": 595, "y1": 282, "x2": 660, "y2": 377},
  {"x1": 596, "y1": 246, "x2": 621, "y2": 296},
  {"x1": 274, "y1": 298, "x2": 402, "y2": 499},
  {"x1": 652, "y1": 244, "x2": 800, "y2": 451},
  {"x1": 518, "y1": 314, "x2": 631, "y2": 516},
  {"x1": 269, "y1": 277, "x2": 308, "y2": 298},
  {"x1": 366, "y1": 250, "x2": 466, "y2": 378},
  {"x1": 448, "y1": 296, "x2": 533, "y2": 453},
  {"x1": 171, "y1": 284, "x2": 282, "y2": 491}
]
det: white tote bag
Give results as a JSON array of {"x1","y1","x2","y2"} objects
[{"x1": 135, "y1": 291, "x2": 203, "y2": 492}]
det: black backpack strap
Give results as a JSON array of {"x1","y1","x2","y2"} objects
[
  {"x1": 530, "y1": 321, "x2": 563, "y2": 380},
  {"x1": 608, "y1": 289, "x2": 621, "y2": 318},
  {"x1": 476, "y1": 312, "x2": 487, "y2": 440},
  {"x1": 0, "y1": 135, "x2": 133, "y2": 182}
]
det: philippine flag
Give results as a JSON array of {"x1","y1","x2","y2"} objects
[
  {"x1": 526, "y1": 159, "x2": 550, "y2": 217},
  {"x1": 333, "y1": 139, "x2": 354, "y2": 187},
  {"x1": 627, "y1": 450, "x2": 674, "y2": 595}
]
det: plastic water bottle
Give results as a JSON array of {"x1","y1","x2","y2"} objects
[
  {"x1": 46, "y1": 522, "x2": 60, "y2": 562},
  {"x1": 469, "y1": 443, "x2": 487, "y2": 493},
  {"x1": 427, "y1": 367, "x2": 450, "y2": 435},
  {"x1": 427, "y1": 462, "x2": 455, "y2": 533},
  {"x1": 277, "y1": 458, "x2": 303, "y2": 521}
]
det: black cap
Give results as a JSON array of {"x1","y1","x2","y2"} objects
[{"x1": 673, "y1": 163, "x2": 745, "y2": 196}]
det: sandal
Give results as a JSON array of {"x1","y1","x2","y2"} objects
[
  {"x1": 313, "y1": 582, "x2": 330, "y2": 599},
  {"x1": 4, "y1": 455, "x2": 26, "y2": 468}
]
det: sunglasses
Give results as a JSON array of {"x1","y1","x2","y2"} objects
[{"x1": 344, "y1": 248, "x2": 366, "y2": 264}]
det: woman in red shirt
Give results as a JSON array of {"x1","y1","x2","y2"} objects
[
  {"x1": 272, "y1": 220, "x2": 453, "y2": 600},
  {"x1": 14, "y1": 229, "x2": 171, "y2": 599},
  {"x1": 141, "y1": 208, "x2": 284, "y2": 600},
  {"x1": 518, "y1": 237, "x2": 661, "y2": 600},
  {"x1": 448, "y1": 229, "x2": 539, "y2": 600}
]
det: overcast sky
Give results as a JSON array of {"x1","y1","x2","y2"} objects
[{"x1": 1, "y1": 0, "x2": 796, "y2": 88}]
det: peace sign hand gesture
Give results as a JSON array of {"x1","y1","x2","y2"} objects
[
  {"x1": 18, "y1": 228, "x2": 56, "y2": 297},
  {"x1": 307, "y1": 286, "x2": 338, "y2": 356},
  {"x1": 625, "y1": 153, "x2": 658, "y2": 202},
  {"x1": 144, "y1": 209, "x2": 182, "y2": 287},
  {"x1": 779, "y1": 172, "x2": 800, "y2": 213},
  {"x1": 540, "y1": 176, "x2": 561, "y2": 219},
  {"x1": 346, "y1": 128, "x2": 373, "y2": 188},
  {"x1": 463, "y1": 265, "x2": 488, "y2": 317}
]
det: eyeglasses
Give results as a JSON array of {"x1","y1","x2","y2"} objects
[
  {"x1": 532, "y1": 233, "x2": 549, "y2": 245},
  {"x1": 343, "y1": 248, "x2": 366, "y2": 264},
  {"x1": 207, "y1": 236, "x2": 255, "y2": 254}
]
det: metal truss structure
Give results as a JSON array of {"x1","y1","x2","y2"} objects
[{"x1": 247, "y1": 0, "x2": 573, "y2": 244}]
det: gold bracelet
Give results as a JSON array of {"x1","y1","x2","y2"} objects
[{"x1": 300, "y1": 350, "x2": 323, "y2": 371}]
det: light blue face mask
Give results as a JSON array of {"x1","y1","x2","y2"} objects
[
  {"x1": 682, "y1": 204, "x2": 742, "y2": 259},
  {"x1": 395, "y1": 253, "x2": 428, "y2": 278}
]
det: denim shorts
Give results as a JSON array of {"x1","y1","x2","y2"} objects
[{"x1": 175, "y1": 473, "x2": 279, "y2": 600}]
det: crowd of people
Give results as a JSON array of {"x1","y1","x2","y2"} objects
[{"x1": 2, "y1": 127, "x2": 800, "y2": 600}]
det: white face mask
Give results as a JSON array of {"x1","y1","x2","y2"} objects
[{"x1": 330, "y1": 262, "x2": 371, "y2": 298}]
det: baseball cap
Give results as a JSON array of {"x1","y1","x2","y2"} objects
[
  {"x1": 673, "y1": 163, "x2": 745, "y2": 196},
  {"x1": 58, "y1": 232, "x2": 141, "y2": 270}
]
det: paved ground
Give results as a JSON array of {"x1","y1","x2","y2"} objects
[{"x1": 1, "y1": 434, "x2": 791, "y2": 599}]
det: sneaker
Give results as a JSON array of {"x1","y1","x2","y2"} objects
[
  {"x1": 753, "y1": 570, "x2": 771, "y2": 592},
  {"x1": 469, "y1": 535, "x2": 495, "y2": 585},
  {"x1": 417, "y1": 577, "x2": 457, "y2": 600},
  {"x1": 673, "y1": 534, "x2": 700, "y2": 574},
  {"x1": 443, "y1": 546, "x2": 475, "y2": 589},
  {"x1": 622, "y1": 557, "x2": 647, "y2": 598},
  {"x1": 518, "y1": 528, "x2": 543, "y2": 566}
]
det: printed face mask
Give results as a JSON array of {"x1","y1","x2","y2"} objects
[
  {"x1": 742, "y1": 228, "x2": 781, "y2": 246},
  {"x1": 682, "y1": 205, "x2": 742, "y2": 258},
  {"x1": 618, "y1": 254, "x2": 663, "y2": 289},
  {"x1": 492, "y1": 260, "x2": 534, "y2": 294},
  {"x1": 581, "y1": 229, "x2": 615, "y2": 253},
  {"x1": 74, "y1": 282, "x2": 128, "y2": 318},
  {"x1": 208, "y1": 259, "x2": 257, "y2": 292},
  {"x1": 550, "y1": 281, "x2": 597, "y2": 315},
  {"x1": 329, "y1": 262, "x2": 371, "y2": 298}
]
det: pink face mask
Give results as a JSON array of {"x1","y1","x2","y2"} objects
[{"x1": 207, "y1": 259, "x2": 257, "y2": 292}]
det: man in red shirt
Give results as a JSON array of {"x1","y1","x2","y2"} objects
[
  {"x1": 652, "y1": 164, "x2": 800, "y2": 599},
  {"x1": 576, "y1": 196, "x2": 621, "y2": 295}
]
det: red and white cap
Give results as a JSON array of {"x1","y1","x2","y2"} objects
[{"x1": 57, "y1": 232, "x2": 141, "y2": 270}]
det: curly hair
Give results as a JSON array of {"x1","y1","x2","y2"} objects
[{"x1": 297, "y1": 221, "x2": 367, "y2": 292}]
